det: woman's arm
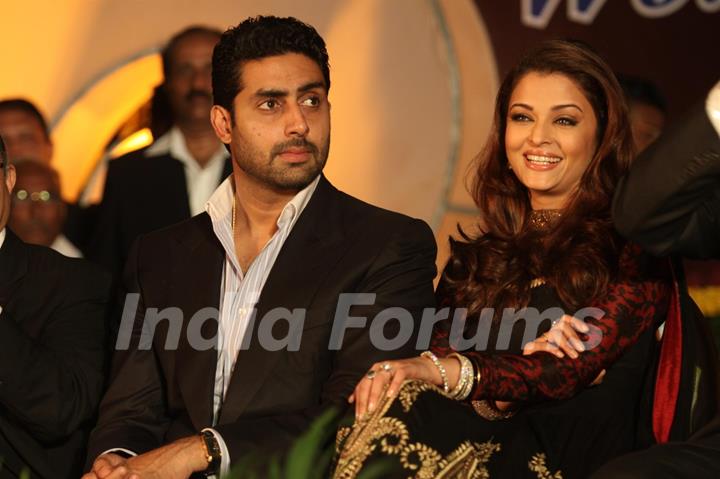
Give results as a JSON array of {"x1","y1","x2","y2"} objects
[{"x1": 455, "y1": 268, "x2": 670, "y2": 402}]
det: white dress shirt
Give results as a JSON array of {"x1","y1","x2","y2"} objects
[
  {"x1": 146, "y1": 127, "x2": 229, "y2": 216},
  {"x1": 50, "y1": 234, "x2": 83, "y2": 258},
  {"x1": 203, "y1": 174, "x2": 320, "y2": 474}
]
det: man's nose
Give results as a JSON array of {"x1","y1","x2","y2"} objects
[{"x1": 284, "y1": 104, "x2": 309, "y2": 137}]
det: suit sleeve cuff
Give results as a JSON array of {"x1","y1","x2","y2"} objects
[
  {"x1": 202, "y1": 428, "x2": 231, "y2": 478},
  {"x1": 100, "y1": 448, "x2": 137, "y2": 458}
]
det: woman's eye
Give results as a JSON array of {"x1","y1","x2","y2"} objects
[
  {"x1": 510, "y1": 113, "x2": 531, "y2": 122},
  {"x1": 556, "y1": 117, "x2": 578, "y2": 126}
]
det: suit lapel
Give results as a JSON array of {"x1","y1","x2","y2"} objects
[
  {"x1": 218, "y1": 176, "x2": 348, "y2": 424},
  {"x1": 162, "y1": 155, "x2": 192, "y2": 220},
  {"x1": 0, "y1": 230, "x2": 28, "y2": 307},
  {"x1": 171, "y1": 215, "x2": 224, "y2": 429}
]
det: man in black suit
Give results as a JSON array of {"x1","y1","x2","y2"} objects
[
  {"x1": 590, "y1": 82, "x2": 720, "y2": 478},
  {"x1": 84, "y1": 16, "x2": 437, "y2": 478},
  {"x1": 90, "y1": 26, "x2": 231, "y2": 278},
  {"x1": 0, "y1": 135, "x2": 111, "y2": 478}
]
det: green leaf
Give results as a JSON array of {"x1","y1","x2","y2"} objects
[
  {"x1": 356, "y1": 458, "x2": 397, "y2": 479},
  {"x1": 284, "y1": 408, "x2": 339, "y2": 479}
]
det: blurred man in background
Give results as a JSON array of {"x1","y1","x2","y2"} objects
[
  {"x1": 90, "y1": 25, "x2": 231, "y2": 278},
  {"x1": 0, "y1": 98, "x2": 53, "y2": 164},
  {"x1": 9, "y1": 160, "x2": 82, "y2": 257},
  {"x1": 0, "y1": 134, "x2": 110, "y2": 479}
]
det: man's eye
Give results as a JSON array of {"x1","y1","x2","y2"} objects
[
  {"x1": 260, "y1": 99, "x2": 279, "y2": 110},
  {"x1": 301, "y1": 96, "x2": 320, "y2": 107}
]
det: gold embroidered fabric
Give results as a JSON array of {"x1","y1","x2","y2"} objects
[
  {"x1": 529, "y1": 453, "x2": 563, "y2": 479},
  {"x1": 333, "y1": 380, "x2": 500, "y2": 478},
  {"x1": 333, "y1": 380, "x2": 563, "y2": 479}
]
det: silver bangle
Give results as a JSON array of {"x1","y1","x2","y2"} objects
[
  {"x1": 448, "y1": 353, "x2": 474, "y2": 400},
  {"x1": 421, "y1": 351, "x2": 449, "y2": 393}
]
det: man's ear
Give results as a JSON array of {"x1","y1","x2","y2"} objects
[
  {"x1": 5, "y1": 165, "x2": 16, "y2": 193},
  {"x1": 210, "y1": 105, "x2": 233, "y2": 145}
]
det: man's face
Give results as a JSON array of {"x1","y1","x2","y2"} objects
[
  {"x1": 0, "y1": 110, "x2": 52, "y2": 164},
  {"x1": 0, "y1": 163, "x2": 17, "y2": 232},
  {"x1": 164, "y1": 33, "x2": 218, "y2": 127},
  {"x1": 8, "y1": 169, "x2": 65, "y2": 246},
  {"x1": 213, "y1": 53, "x2": 330, "y2": 191}
]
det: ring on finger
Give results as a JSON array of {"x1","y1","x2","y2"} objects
[
  {"x1": 366, "y1": 369, "x2": 377, "y2": 379},
  {"x1": 381, "y1": 362, "x2": 393, "y2": 373}
]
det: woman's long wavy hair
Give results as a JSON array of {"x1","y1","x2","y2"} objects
[{"x1": 443, "y1": 40, "x2": 634, "y2": 318}]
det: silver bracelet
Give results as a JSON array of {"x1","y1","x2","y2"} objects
[
  {"x1": 420, "y1": 351, "x2": 449, "y2": 393},
  {"x1": 448, "y1": 353, "x2": 474, "y2": 400}
]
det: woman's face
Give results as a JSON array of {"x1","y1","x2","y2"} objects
[{"x1": 505, "y1": 72, "x2": 598, "y2": 210}]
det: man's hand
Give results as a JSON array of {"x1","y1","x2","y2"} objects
[
  {"x1": 82, "y1": 436, "x2": 208, "y2": 479},
  {"x1": 82, "y1": 453, "x2": 129, "y2": 479}
]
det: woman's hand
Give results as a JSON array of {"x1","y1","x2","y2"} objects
[
  {"x1": 523, "y1": 314, "x2": 589, "y2": 359},
  {"x1": 348, "y1": 355, "x2": 460, "y2": 420},
  {"x1": 522, "y1": 314, "x2": 606, "y2": 386}
]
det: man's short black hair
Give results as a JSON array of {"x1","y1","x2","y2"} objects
[
  {"x1": 0, "y1": 134, "x2": 7, "y2": 174},
  {"x1": 618, "y1": 75, "x2": 667, "y2": 113},
  {"x1": 0, "y1": 98, "x2": 51, "y2": 140},
  {"x1": 212, "y1": 16, "x2": 330, "y2": 114},
  {"x1": 161, "y1": 25, "x2": 222, "y2": 78}
]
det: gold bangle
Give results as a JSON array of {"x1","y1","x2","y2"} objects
[{"x1": 472, "y1": 400, "x2": 515, "y2": 421}]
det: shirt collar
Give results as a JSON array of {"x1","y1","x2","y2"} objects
[
  {"x1": 205, "y1": 174, "x2": 321, "y2": 239},
  {"x1": 0, "y1": 228, "x2": 5, "y2": 250},
  {"x1": 146, "y1": 126, "x2": 228, "y2": 170}
]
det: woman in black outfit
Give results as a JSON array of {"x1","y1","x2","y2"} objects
[{"x1": 332, "y1": 40, "x2": 682, "y2": 479}]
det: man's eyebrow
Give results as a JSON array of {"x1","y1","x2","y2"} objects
[
  {"x1": 253, "y1": 81, "x2": 325, "y2": 98},
  {"x1": 298, "y1": 81, "x2": 326, "y2": 93},
  {"x1": 254, "y1": 88, "x2": 288, "y2": 98}
]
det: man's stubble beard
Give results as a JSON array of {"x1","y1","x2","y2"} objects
[{"x1": 233, "y1": 135, "x2": 330, "y2": 191}]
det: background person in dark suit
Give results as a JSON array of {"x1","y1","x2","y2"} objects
[
  {"x1": 0, "y1": 135, "x2": 111, "y2": 478},
  {"x1": 89, "y1": 26, "x2": 231, "y2": 278},
  {"x1": 591, "y1": 82, "x2": 720, "y2": 478},
  {"x1": 84, "y1": 16, "x2": 437, "y2": 479}
]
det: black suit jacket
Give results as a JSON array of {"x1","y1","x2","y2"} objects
[
  {"x1": 89, "y1": 146, "x2": 232, "y2": 278},
  {"x1": 613, "y1": 101, "x2": 720, "y2": 259},
  {"x1": 86, "y1": 176, "x2": 437, "y2": 467},
  {"x1": 591, "y1": 103, "x2": 720, "y2": 477},
  {"x1": 0, "y1": 230, "x2": 110, "y2": 479}
]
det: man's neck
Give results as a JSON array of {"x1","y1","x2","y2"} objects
[
  {"x1": 232, "y1": 171, "x2": 299, "y2": 238},
  {"x1": 176, "y1": 121, "x2": 222, "y2": 169}
]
